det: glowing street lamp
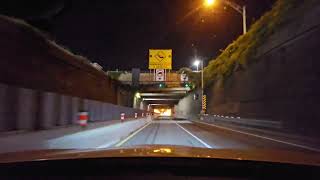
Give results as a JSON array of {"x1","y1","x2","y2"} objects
[
  {"x1": 205, "y1": 0, "x2": 216, "y2": 7},
  {"x1": 193, "y1": 59, "x2": 204, "y2": 115},
  {"x1": 193, "y1": 60, "x2": 201, "y2": 71},
  {"x1": 204, "y1": 0, "x2": 247, "y2": 34}
]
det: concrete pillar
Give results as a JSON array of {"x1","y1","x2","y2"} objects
[
  {"x1": 90, "y1": 100, "x2": 100, "y2": 122},
  {"x1": 39, "y1": 92, "x2": 59, "y2": 129},
  {"x1": 86, "y1": 100, "x2": 94, "y2": 121},
  {"x1": 0, "y1": 84, "x2": 13, "y2": 131},
  {"x1": 17, "y1": 88, "x2": 37, "y2": 130},
  {"x1": 101, "y1": 103, "x2": 107, "y2": 120},
  {"x1": 83, "y1": 99, "x2": 90, "y2": 121},
  {"x1": 58, "y1": 95, "x2": 72, "y2": 126},
  {"x1": 95, "y1": 100, "x2": 102, "y2": 121},
  {"x1": 71, "y1": 97, "x2": 80, "y2": 124},
  {"x1": 102, "y1": 103, "x2": 113, "y2": 120},
  {"x1": 0, "y1": 84, "x2": 19, "y2": 131},
  {"x1": 112, "y1": 105, "x2": 121, "y2": 120},
  {"x1": 97, "y1": 101, "x2": 103, "y2": 121}
]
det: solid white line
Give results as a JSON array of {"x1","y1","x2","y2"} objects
[
  {"x1": 196, "y1": 121, "x2": 320, "y2": 152},
  {"x1": 97, "y1": 140, "x2": 119, "y2": 149},
  {"x1": 175, "y1": 122, "x2": 212, "y2": 149},
  {"x1": 115, "y1": 121, "x2": 152, "y2": 147}
]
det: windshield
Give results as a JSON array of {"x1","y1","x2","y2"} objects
[{"x1": 0, "y1": 0, "x2": 319, "y2": 164}]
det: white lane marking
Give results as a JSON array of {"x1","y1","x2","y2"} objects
[
  {"x1": 97, "y1": 140, "x2": 119, "y2": 149},
  {"x1": 115, "y1": 121, "x2": 152, "y2": 147},
  {"x1": 175, "y1": 122, "x2": 212, "y2": 149},
  {"x1": 196, "y1": 121, "x2": 320, "y2": 152},
  {"x1": 152, "y1": 120, "x2": 191, "y2": 124}
]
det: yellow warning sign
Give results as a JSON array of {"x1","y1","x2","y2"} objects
[{"x1": 149, "y1": 49, "x2": 172, "y2": 69}]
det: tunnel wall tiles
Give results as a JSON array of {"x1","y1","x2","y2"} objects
[{"x1": 0, "y1": 83, "x2": 147, "y2": 132}]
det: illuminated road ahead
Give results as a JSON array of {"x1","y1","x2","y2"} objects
[
  {"x1": 118, "y1": 120, "x2": 210, "y2": 148},
  {"x1": 118, "y1": 119, "x2": 319, "y2": 152}
]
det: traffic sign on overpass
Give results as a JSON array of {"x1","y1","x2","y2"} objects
[{"x1": 149, "y1": 49, "x2": 172, "y2": 69}]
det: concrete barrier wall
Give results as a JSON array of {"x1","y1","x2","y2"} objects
[{"x1": 0, "y1": 83, "x2": 147, "y2": 132}]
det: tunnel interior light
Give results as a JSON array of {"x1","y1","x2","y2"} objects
[
  {"x1": 135, "y1": 92, "x2": 141, "y2": 99},
  {"x1": 162, "y1": 109, "x2": 172, "y2": 116},
  {"x1": 153, "y1": 108, "x2": 172, "y2": 116}
]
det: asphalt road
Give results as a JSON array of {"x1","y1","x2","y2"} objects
[
  {"x1": 0, "y1": 118, "x2": 318, "y2": 154},
  {"x1": 118, "y1": 119, "x2": 317, "y2": 152},
  {"x1": 119, "y1": 120, "x2": 208, "y2": 148}
]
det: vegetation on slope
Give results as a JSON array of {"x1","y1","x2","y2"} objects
[{"x1": 203, "y1": 0, "x2": 312, "y2": 86}]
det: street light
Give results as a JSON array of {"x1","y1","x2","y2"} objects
[
  {"x1": 193, "y1": 60, "x2": 200, "y2": 71},
  {"x1": 204, "y1": 0, "x2": 247, "y2": 34},
  {"x1": 204, "y1": 0, "x2": 216, "y2": 7},
  {"x1": 193, "y1": 59, "x2": 204, "y2": 115}
]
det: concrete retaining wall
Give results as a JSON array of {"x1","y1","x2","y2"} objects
[
  {"x1": 174, "y1": 90, "x2": 201, "y2": 120},
  {"x1": 205, "y1": 3, "x2": 320, "y2": 136},
  {"x1": 0, "y1": 83, "x2": 147, "y2": 132}
]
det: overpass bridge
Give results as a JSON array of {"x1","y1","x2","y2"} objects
[
  {"x1": 116, "y1": 71, "x2": 187, "y2": 87},
  {"x1": 112, "y1": 70, "x2": 193, "y2": 113}
]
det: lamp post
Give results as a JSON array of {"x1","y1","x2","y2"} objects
[
  {"x1": 193, "y1": 59, "x2": 204, "y2": 115},
  {"x1": 205, "y1": 0, "x2": 247, "y2": 34}
]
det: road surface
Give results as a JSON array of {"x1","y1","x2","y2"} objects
[
  {"x1": 117, "y1": 119, "x2": 318, "y2": 152},
  {"x1": 0, "y1": 118, "x2": 318, "y2": 154}
]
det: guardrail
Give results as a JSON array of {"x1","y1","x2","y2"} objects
[{"x1": 203, "y1": 114, "x2": 282, "y2": 130}]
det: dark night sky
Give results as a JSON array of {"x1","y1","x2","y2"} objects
[{"x1": 0, "y1": 0, "x2": 275, "y2": 70}]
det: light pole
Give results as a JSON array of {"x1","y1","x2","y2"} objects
[
  {"x1": 223, "y1": 0, "x2": 247, "y2": 34},
  {"x1": 193, "y1": 59, "x2": 204, "y2": 115},
  {"x1": 205, "y1": 0, "x2": 247, "y2": 34}
]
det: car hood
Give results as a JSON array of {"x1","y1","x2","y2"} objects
[{"x1": 0, "y1": 145, "x2": 319, "y2": 166}]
